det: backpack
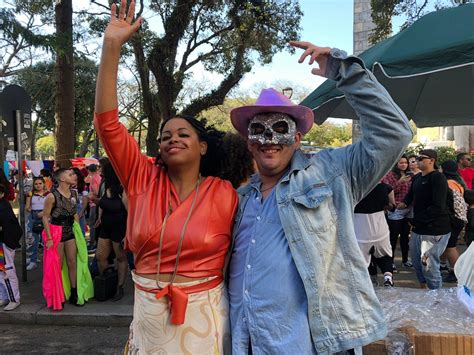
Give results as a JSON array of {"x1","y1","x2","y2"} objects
[
  {"x1": 447, "y1": 180, "x2": 468, "y2": 223},
  {"x1": 452, "y1": 188, "x2": 468, "y2": 222}
]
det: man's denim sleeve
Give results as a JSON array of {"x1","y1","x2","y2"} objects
[{"x1": 325, "y1": 48, "x2": 413, "y2": 204}]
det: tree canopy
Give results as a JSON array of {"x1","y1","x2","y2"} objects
[
  {"x1": 2, "y1": 0, "x2": 304, "y2": 158},
  {"x1": 85, "y1": 0, "x2": 303, "y2": 155},
  {"x1": 369, "y1": 0, "x2": 470, "y2": 44}
]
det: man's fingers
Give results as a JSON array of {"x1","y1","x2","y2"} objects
[
  {"x1": 309, "y1": 52, "x2": 318, "y2": 65},
  {"x1": 298, "y1": 48, "x2": 313, "y2": 63},
  {"x1": 126, "y1": 0, "x2": 135, "y2": 24},
  {"x1": 289, "y1": 40, "x2": 311, "y2": 49},
  {"x1": 311, "y1": 68, "x2": 324, "y2": 76}
]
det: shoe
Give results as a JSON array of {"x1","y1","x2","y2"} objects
[
  {"x1": 26, "y1": 262, "x2": 37, "y2": 271},
  {"x1": 0, "y1": 300, "x2": 9, "y2": 306},
  {"x1": 443, "y1": 272, "x2": 457, "y2": 283},
  {"x1": 370, "y1": 275, "x2": 379, "y2": 287},
  {"x1": 402, "y1": 261, "x2": 413, "y2": 268},
  {"x1": 440, "y1": 264, "x2": 449, "y2": 272},
  {"x1": 111, "y1": 286, "x2": 124, "y2": 302},
  {"x1": 384, "y1": 276, "x2": 394, "y2": 287},
  {"x1": 69, "y1": 287, "x2": 78, "y2": 305},
  {"x1": 4, "y1": 301, "x2": 20, "y2": 311},
  {"x1": 392, "y1": 264, "x2": 397, "y2": 273}
]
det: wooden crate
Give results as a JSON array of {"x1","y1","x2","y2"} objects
[
  {"x1": 414, "y1": 332, "x2": 473, "y2": 355},
  {"x1": 363, "y1": 328, "x2": 474, "y2": 355}
]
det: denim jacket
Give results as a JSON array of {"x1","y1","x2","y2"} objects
[{"x1": 232, "y1": 50, "x2": 413, "y2": 354}]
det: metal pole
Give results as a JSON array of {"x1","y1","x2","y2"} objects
[
  {"x1": 15, "y1": 110, "x2": 27, "y2": 282},
  {"x1": 0, "y1": 114, "x2": 4, "y2": 161}
]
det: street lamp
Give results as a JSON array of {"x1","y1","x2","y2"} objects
[{"x1": 282, "y1": 87, "x2": 293, "y2": 99}]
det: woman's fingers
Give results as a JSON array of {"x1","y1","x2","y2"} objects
[
  {"x1": 126, "y1": 0, "x2": 135, "y2": 24},
  {"x1": 132, "y1": 16, "x2": 142, "y2": 31},
  {"x1": 118, "y1": 0, "x2": 126, "y2": 20},
  {"x1": 110, "y1": 3, "x2": 116, "y2": 20}
]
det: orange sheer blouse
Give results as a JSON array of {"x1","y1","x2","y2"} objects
[{"x1": 94, "y1": 109, "x2": 238, "y2": 278}]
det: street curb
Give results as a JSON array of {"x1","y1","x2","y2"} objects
[{"x1": 0, "y1": 303, "x2": 133, "y2": 327}]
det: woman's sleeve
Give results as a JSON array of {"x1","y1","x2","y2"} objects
[
  {"x1": 381, "y1": 172, "x2": 396, "y2": 188},
  {"x1": 94, "y1": 108, "x2": 158, "y2": 195}
]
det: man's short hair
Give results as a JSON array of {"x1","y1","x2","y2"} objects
[
  {"x1": 0, "y1": 184, "x2": 5, "y2": 195},
  {"x1": 53, "y1": 168, "x2": 70, "y2": 181},
  {"x1": 87, "y1": 164, "x2": 98, "y2": 172},
  {"x1": 456, "y1": 152, "x2": 469, "y2": 163},
  {"x1": 40, "y1": 168, "x2": 51, "y2": 177}
]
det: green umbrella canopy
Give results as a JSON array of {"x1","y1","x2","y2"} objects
[{"x1": 301, "y1": 4, "x2": 474, "y2": 128}]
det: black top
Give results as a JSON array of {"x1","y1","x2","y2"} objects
[
  {"x1": 0, "y1": 198, "x2": 22, "y2": 249},
  {"x1": 404, "y1": 171, "x2": 451, "y2": 235},
  {"x1": 354, "y1": 183, "x2": 392, "y2": 214}
]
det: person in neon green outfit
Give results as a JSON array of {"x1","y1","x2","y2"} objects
[{"x1": 43, "y1": 169, "x2": 93, "y2": 307}]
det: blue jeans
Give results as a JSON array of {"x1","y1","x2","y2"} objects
[
  {"x1": 410, "y1": 232, "x2": 450, "y2": 289},
  {"x1": 27, "y1": 210, "x2": 42, "y2": 264}
]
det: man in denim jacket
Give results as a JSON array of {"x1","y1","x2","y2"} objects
[{"x1": 228, "y1": 41, "x2": 413, "y2": 354}]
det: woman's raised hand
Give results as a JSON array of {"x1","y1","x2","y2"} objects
[{"x1": 104, "y1": 0, "x2": 142, "y2": 46}]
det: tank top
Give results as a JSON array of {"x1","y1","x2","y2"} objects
[
  {"x1": 51, "y1": 189, "x2": 77, "y2": 227},
  {"x1": 31, "y1": 192, "x2": 49, "y2": 211}
]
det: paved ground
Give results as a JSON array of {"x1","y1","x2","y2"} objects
[{"x1": 0, "y1": 324, "x2": 128, "y2": 354}]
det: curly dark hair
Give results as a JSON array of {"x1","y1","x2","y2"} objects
[
  {"x1": 221, "y1": 133, "x2": 255, "y2": 188},
  {"x1": 158, "y1": 115, "x2": 253, "y2": 187},
  {"x1": 99, "y1": 157, "x2": 123, "y2": 198}
]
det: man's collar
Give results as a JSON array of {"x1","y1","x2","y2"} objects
[{"x1": 286, "y1": 149, "x2": 312, "y2": 178}]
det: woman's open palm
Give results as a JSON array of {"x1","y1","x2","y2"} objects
[{"x1": 104, "y1": 0, "x2": 142, "y2": 46}]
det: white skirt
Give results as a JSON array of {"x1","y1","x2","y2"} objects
[{"x1": 126, "y1": 272, "x2": 231, "y2": 355}]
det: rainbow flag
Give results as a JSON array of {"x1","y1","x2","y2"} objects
[{"x1": 0, "y1": 244, "x2": 5, "y2": 272}]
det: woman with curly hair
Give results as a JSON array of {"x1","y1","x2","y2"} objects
[
  {"x1": 93, "y1": 2, "x2": 249, "y2": 352},
  {"x1": 382, "y1": 155, "x2": 413, "y2": 269}
]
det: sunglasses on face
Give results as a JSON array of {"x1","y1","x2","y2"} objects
[{"x1": 416, "y1": 156, "x2": 431, "y2": 162}]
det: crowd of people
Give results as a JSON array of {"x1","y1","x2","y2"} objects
[
  {"x1": 354, "y1": 151, "x2": 474, "y2": 291},
  {"x1": 0, "y1": 1, "x2": 472, "y2": 353}
]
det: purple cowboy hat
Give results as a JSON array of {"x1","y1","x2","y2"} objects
[{"x1": 230, "y1": 88, "x2": 314, "y2": 137}]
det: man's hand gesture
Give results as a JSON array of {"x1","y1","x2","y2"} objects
[{"x1": 289, "y1": 41, "x2": 331, "y2": 77}]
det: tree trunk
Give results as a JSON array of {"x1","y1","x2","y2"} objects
[
  {"x1": 54, "y1": 0, "x2": 75, "y2": 168},
  {"x1": 131, "y1": 36, "x2": 161, "y2": 156},
  {"x1": 78, "y1": 128, "x2": 94, "y2": 157}
]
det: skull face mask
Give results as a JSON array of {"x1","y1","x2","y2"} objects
[{"x1": 248, "y1": 113, "x2": 297, "y2": 146}]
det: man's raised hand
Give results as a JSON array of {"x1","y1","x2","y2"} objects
[{"x1": 289, "y1": 41, "x2": 331, "y2": 77}]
